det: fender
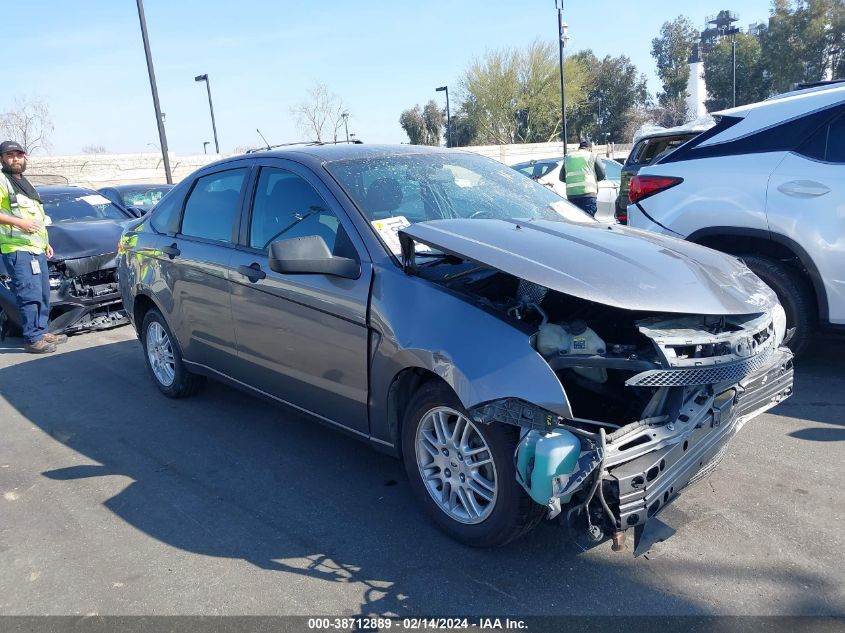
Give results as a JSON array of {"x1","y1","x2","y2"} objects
[
  {"x1": 686, "y1": 226, "x2": 829, "y2": 323},
  {"x1": 367, "y1": 266, "x2": 573, "y2": 448}
]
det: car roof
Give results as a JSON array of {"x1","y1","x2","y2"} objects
[
  {"x1": 705, "y1": 84, "x2": 845, "y2": 147},
  {"x1": 199, "y1": 143, "x2": 470, "y2": 172}
]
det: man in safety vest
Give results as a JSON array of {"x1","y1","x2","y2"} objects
[
  {"x1": 562, "y1": 140, "x2": 606, "y2": 217},
  {"x1": 0, "y1": 140, "x2": 67, "y2": 353}
]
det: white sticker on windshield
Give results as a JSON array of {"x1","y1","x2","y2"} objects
[
  {"x1": 79, "y1": 194, "x2": 112, "y2": 206},
  {"x1": 371, "y1": 216, "x2": 431, "y2": 255}
]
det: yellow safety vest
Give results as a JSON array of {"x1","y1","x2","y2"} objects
[
  {"x1": 564, "y1": 150, "x2": 599, "y2": 197},
  {"x1": 0, "y1": 174, "x2": 49, "y2": 255}
]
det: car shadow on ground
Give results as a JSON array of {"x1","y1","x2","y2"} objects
[
  {"x1": 779, "y1": 336, "x2": 845, "y2": 442},
  {"x1": 0, "y1": 336, "x2": 841, "y2": 615}
]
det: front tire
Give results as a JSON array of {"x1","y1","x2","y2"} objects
[
  {"x1": 140, "y1": 308, "x2": 205, "y2": 398},
  {"x1": 401, "y1": 382, "x2": 545, "y2": 547},
  {"x1": 739, "y1": 254, "x2": 815, "y2": 356}
]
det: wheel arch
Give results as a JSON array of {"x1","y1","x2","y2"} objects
[
  {"x1": 132, "y1": 292, "x2": 161, "y2": 336},
  {"x1": 386, "y1": 367, "x2": 452, "y2": 460},
  {"x1": 687, "y1": 226, "x2": 828, "y2": 323}
]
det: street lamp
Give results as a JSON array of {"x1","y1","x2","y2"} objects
[
  {"x1": 436, "y1": 86, "x2": 451, "y2": 148},
  {"x1": 726, "y1": 26, "x2": 741, "y2": 107},
  {"x1": 342, "y1": 112, "x2": 350, "y2": 143},
  {"x1": 135, "y1": 0, "x2": 172, "y2": 184},
  {"x1": 194, "y1": 73, "x2": 220, "y2": 153},
  {"x1": 555, "y1": 1, "x2": 570, "y2": 155},
  {"x1": 203, "y1": 141, "x2": 210, "y2": 154}
]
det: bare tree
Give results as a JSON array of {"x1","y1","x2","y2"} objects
[
  {"x1": 82, "y1": 144, "x2": 107, "y2": 154},
  {"x1": 0, "y1": 96, "x2": 54, "y2": 154},
  {"x1": 290, "y1": 83, "x2": 348, "y2": 143}
]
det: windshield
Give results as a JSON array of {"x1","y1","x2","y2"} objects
[
  {"x1": 326, "y1": 152, "x2": 584, "y2": 255},
  {"x1": 120, "y1": 186, "x2": 173, "y2": 210},
  {"x1": 41, "y1": 192, "x2": 130, "y2": 223}
]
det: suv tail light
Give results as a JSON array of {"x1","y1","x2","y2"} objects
[{"x1": 628, "y1": 175, "x2": 683, "y2": 204}]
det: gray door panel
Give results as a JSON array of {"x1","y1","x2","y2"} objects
[
  {"x1": 229, "y1": 255, "x2": 372, "y2": 433},
  {"x1": 170, "y1": 239, "x2": 237, "y2": 368}
]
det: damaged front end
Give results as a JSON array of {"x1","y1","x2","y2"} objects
[
  {"x1": 0, "y1": 252, "x2": 128, "y2": 338},
  {"x1": 471, "y1": 309, "x2": 793, "y2": 553},
  {"x1": 46, "y1": 253, "x2": 129, "y2": 334},
  {"x1": 399, "y1": 220, "x2": 794, "y2": 552}
]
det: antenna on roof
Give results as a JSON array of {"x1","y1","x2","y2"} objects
[{"x1": 256, "y1": 129, "x2": 271, "y2": 150}]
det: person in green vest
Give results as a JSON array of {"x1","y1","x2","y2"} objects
[
  {"x1": 0, "y1": 140, "x2": 67, "y2": 353},
  {"x1": 562, "y1": 140, "x2": 606, "y2": 217}
]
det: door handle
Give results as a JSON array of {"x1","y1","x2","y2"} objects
[
  {"x1": 777, "y1": 180, "x2": 831, "y2": 198},
  {"x1": 237, "y1": 263, "x2": 266, "y2": 281},
  {"x1": 161, "y1": 243, "x2": 180, "y2": 259}
]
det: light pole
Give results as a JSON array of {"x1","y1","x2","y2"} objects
[
  {"x1": 194, "y1": 74, "x2": 220, "y2": 153},
  {"x1": 342, "y1": 112, "x2": 350, "y2": 143},
  {"x1": 203, "y1": 141, "x2": 210, "y2": 154},
  {"x1": 555, "y1": 1, "x2": 570, "y2": 155},
  {"x1": 435, "y1": 86, "x2": 451, "y2": 147},
  {"x1": 726, "y1": 26, "x2": 740, "y2": 107},
  {"x1": 135, "y1": 0, "x2": 172, "y2": 184}
]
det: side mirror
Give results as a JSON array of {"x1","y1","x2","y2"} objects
[{"x1": 268, "y1": 235, "x2": 360, "y2": 279}]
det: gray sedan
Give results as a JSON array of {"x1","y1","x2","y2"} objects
[{"x1": 118, "y1": 144, "x2": 793, "y2": 550}]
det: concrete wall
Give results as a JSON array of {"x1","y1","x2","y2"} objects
[
  {"x1": 27, "y1": 152, "x2": 224, "y2": 188},
  {"x1": 27, "y1": 143, "x2": 632, "y2": 188}
]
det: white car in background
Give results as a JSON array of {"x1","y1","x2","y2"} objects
[
  {"x1": 512, "y1": 156, "x2": 621, "y2": 222},
  {"x1": 628, "y1": 82, "x2": 845, "y2": 355}
]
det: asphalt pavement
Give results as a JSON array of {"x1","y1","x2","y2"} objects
[{"x1": 0, "y1": 326, "x2": 843, "y2": 616}]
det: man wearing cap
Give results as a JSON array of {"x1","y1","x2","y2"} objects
[
  {"x1": 562, "y1": 140, "x2": 606, "y2": 217},
  {"x1": 0, "y1": 140, "x2": 66, "y2": 353}
]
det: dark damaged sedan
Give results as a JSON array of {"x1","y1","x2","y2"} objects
[
  {"x1": 118, "y1": 145, "x2": 794, "y2": 550},
  {"x1": 0, "y1": 186, "x2": 131, "y2": 338}
]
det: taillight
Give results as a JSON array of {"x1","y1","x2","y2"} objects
[{"x1": 628, "y1": 175, "x2": 683, "y2": 204}]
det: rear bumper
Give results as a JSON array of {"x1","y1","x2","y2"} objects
[{"x1": 607, "y1": 347, "x2": 794, "y2": 529}]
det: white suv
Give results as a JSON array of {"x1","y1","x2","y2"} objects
[{"x1": 628, "y1": 83, "x2": 845, "y2": 354}]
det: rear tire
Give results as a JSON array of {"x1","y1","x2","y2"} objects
[
  {"x1": 140, "y1": 308, "x2": 205, "y2": 398},
  {"x1": 401, "y1": 382, "x2": 545, "y2": 547},
  {"x1": 739, "y1": 254, "x2": 815, "y2": 357}
]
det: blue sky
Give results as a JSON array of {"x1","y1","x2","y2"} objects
[{"x1": 10, "y1": 1, "x2": 774, "y2": 155}]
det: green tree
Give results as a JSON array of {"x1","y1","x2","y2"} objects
[
  {"x1": 762, "y1": 0, "x2": 845, "y2": 93},
  {"x1": 567, "y1": 50, "x2": 650, "y2": 143},
  {"x1": 422, "y1": 100, "x2": 444, "y2": 145},
  {"x1": 457, "y1": 40, "x2": 587, "y2": 144},
  {"x1": 400, "y1": 102, "x2": 444, "y2": 145},
  {"x1": 651, "y1": 15, "x2": 699, "y2": 125},
  {"x1": 704, "y1": 33, "x2": 768, "y2": 110},
  {"x1": 399, "y1": 106, "x2": 426, "y2": 144}
]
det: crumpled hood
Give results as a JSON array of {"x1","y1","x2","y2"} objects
[
  {"x1": 47, "y1": 219, "x2": 128, "y2": 261},
  {"x1": 399, "y1": 218, "x2": 777, "y2": 315}
]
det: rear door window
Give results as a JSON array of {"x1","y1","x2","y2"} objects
[{"x1": 180, "y1": 168, "x2": 248, "y2": 243}]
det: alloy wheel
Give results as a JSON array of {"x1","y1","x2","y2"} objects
[
  {"x1": 146, "y1": 321, "x2": 176, "y2": 387},
  {"x1": 415, "y1": 406, "x2": 498, "y2": 524}
]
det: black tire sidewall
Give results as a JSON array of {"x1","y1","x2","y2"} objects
[
  {"x1": 741, "y1": 255, "x2": 815, "y2": 356},
  {"x1": 400, "y1": 382, "x2": 538, "y2": 547}
]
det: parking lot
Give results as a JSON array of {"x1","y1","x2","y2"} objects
[{"x1": 0, "y1": 325, "x2": 843, "y2": 617}]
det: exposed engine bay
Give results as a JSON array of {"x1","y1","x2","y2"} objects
[
  {"x1": 0, "y1": 252, "x2": 129, "y2": 338},
  {"x1": 414, "y1": 252, "x2": 794, "y2": 552}
]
